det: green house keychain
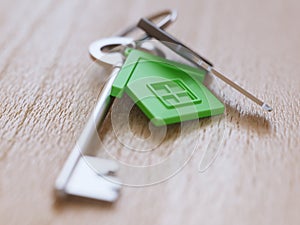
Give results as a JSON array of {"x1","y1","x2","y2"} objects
[{"x1": 111, "y1": 48, "x2": 224, "y2": 126}]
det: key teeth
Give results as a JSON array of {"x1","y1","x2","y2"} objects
[
  {"x1": 83, "y1": 156, "x2": 120, "y2": 175},
  {"x1": 61, "y1": 157, "x2": 121, "y2": 202}
]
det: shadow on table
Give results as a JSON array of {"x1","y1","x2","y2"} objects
[
  {"x1": 224, "y1": 103, "x2": 271, "y2": 135},
  {"x1": 53, "y1": 195, "x2": 116, "y2": 211}
]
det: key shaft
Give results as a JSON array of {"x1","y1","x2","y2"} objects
[{"x1": 55, "y1": 67, "x2": 120, "y2": 201}]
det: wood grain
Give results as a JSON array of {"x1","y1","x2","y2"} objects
[{"x1": 0, "y1": 0, "x2": 299, "y2": 224}]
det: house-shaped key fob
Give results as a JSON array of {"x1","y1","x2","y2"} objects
[{"x1": 111, "y1": 48, "x2": 224, "y2": 126}]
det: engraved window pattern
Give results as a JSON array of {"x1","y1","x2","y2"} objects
[{"x1": 148, "y1": 79, "x2": 202, "y2": 108}]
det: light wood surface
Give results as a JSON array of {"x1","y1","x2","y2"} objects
[{"x1": 0, "y1": 0, "x2": 299, "y2": 224}]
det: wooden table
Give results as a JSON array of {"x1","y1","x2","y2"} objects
[{"x1": 0, "y1": 0, "x2": 299, "y2": 224}]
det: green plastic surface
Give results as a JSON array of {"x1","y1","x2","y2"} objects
[{"x1": 111, "y1": 48, "x2": 224, "y2": 126}]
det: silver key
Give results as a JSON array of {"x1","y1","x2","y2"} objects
[
  {"x1": 55, "y1": 10, "x2": 177, "y2": 202},
  {"x1": 55, "y1": 37, "x2": 134, "y2": 202}
]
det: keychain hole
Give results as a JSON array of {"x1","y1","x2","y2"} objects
[
  {"x1": 101, "y1": 43, "x2": 135, "y2": 53},
  {"x1": 101, "y1": 44, "x2": 121, "y2": 52}
]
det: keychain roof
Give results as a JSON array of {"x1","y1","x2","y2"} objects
[{"x1": 137, "y1": 18, "x2": 273, "y2": 112}]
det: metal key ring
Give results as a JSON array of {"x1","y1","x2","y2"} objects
[
  {"x1": 116, "y1": 9, "x2": 177, "y2": 37},
  {"x1": 89, "y1": 9, "x2": 177, "y2": 64},
  {"x1": 89, "y1": 37, "x2": 135, "y2": 65}
]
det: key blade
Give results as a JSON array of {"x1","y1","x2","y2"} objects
[{"x1": 63, "y1": 157, "x2": 121, "y2": 202}]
